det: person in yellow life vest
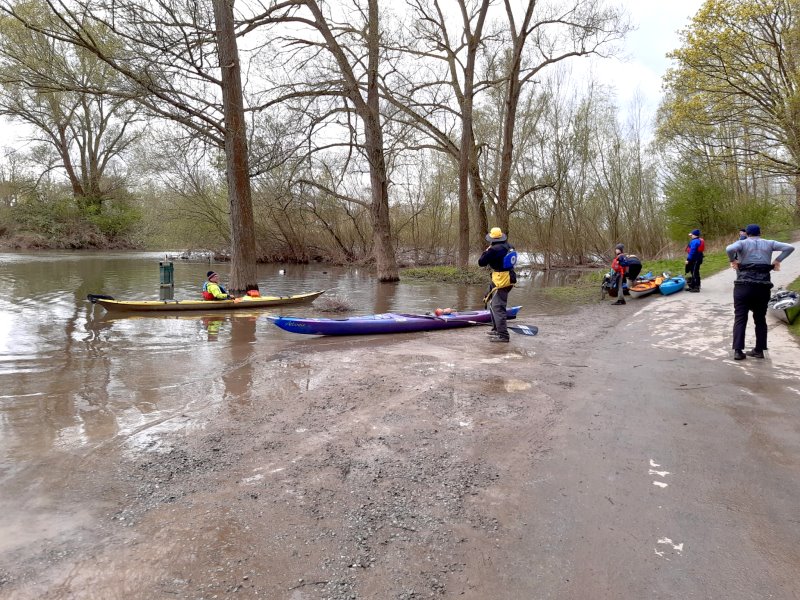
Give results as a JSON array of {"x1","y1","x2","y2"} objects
[
  {"x1": 478, "y1": 227, "x2": 517, "y2": 342},
  {"x1": 202, "y1": 271, "x2": 232, "y2": 300}
]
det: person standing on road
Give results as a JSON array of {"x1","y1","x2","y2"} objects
[
  {"x1": 478, "y1": 227, "x2": 517, "y2": 342},
  {"x1": 725, "y1": 224, "x2": 795, "y2": 360},
  {"x1": 738, "y1": 227, "x2": 747, "y2": 241},
  {"x1": 685, "y1": 229, "x2": 705, "y2": 292},
  {"x1": 610, "y1": 244, "x2": 629, "y2": 305}
]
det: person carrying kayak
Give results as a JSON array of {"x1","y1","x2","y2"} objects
[
  {"x1": 202, "y1": 271, "x2": 233, "y2": 300},
  {"x1": 478, "y1": 227, "x2": 517, "y2": 342}
]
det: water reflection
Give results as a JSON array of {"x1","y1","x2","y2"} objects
[
  {"x1": 0, "y1": 250, "x2": 582, "y2": 463},
  {"x1": 222, "y1": 316, "x2": 258, "y2": 405},
  {"x1": 373, "y1": 280, "x2": 398, "y2": 314}
]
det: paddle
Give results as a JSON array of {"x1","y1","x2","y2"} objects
[
  {"x1": 411, "y1": 312, "x2": 539, "y2": 336},
  {"x1": 470, "y1": 320, "x2": 539, "y2": 336},
  {"x1": 87, "y1": 293, "x2": 115, "y2": 303}
]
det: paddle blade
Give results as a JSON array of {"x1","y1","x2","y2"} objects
[
  {"x1": 87, "y1": 293, "x2": 115, "y2": 303},
  {"x1": 509, "y1": 324, "x2": 538, "y2": 336}
]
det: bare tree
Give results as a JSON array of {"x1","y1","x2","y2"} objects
[
  {"x1": 492, "y1": 0, "x2": 629, "y2": 231},
  {"x1": 245, "y1": 0, "x2": 399, "y2": 281},
  {"x1": 382, "y1": 0, "x2": 495, "y2": 263},
  {"x1": 0, "y1": 0, "x2": 260, "y2": 291},
  {"x1": 0, "y1": 19, "x2": 143, "y2": 212}
]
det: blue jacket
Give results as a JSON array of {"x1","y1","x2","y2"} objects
[{"x1": 686, "y1": 238, "x2": 704, "y2": 261}]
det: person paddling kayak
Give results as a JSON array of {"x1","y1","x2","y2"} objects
[{"x1": 202, "y1": 271, "x2": 233, "y2": 300}]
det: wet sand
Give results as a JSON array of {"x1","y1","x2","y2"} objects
[{"x1": 2, "y1": 256, "x2": 800, "y2": 599}]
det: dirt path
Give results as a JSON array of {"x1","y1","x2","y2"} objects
[{"x1": 3, "y1": 253, "x2": 799, "y2": 600}]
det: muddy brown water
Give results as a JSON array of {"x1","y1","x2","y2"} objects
[{"x1": 0, "y1": 251, "x2": 583, "y2": 590}]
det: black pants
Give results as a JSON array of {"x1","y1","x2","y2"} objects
[
  {"x1": 627, "y1": 263, "x2": 642, "y2": 284},
  {"x1": 732, "y1": 283, "x2": 771, "y2": 351},
  {"x1": 614, "y1": 271, "x2": 626, "y2": 299},
  {"x1": 490, "y1": 286, "x2": 511, "y2": 339},
  {"x1": 685, "y1": 259, "x2": 702, "y2": 289}
]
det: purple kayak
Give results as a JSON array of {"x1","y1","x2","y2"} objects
[{"x1": 267, "y1": 306, "x2": 521, "y2": 336}]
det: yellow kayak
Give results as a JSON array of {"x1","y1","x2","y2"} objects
[{"x1": 88, "y1": 290, "x2": 325, "y2": 313}]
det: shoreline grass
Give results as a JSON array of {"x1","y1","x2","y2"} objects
[
  {"x1": 787, "y1": 276, "x2": 800, "y2": 338},
  {"x1": 399, "y1": 244, "x2": 800, "y2": 327}
]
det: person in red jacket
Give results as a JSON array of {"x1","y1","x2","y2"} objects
[{"x1": 610, "y1": 244, "x2": 629, "y2": 305}]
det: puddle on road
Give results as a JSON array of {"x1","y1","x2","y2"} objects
[{"x1": 503, "y1": 379, "x2": 532, "y2": 392}]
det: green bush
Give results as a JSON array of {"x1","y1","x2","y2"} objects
[
  {"x1": 6, "y1": 190, "x2": 141, "y2": 247},
  {"x1": 663, "y1": 163, "x2": 792, "y2": 241},
  {"x1": 87, "y1": 198, "x2": 142, "y2": 239}
]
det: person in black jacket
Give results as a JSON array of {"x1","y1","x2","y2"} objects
[{"x1": 478, "y1": 227, "x2": 517, "y2": 342}]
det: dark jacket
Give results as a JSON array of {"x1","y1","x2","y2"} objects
[{"x1": 478, "y1": 241, "x2": 517, "y2": 284}]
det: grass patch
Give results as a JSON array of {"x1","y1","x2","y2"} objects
[
  {"x1": 539, "y1": 249, "x2": 734, "y2": 305},
  {"x1": 540, "y1": 270, "x2": 606, "y2": 304},
  {"x1": 787, "y1": 276, "x2": 800, "y2": 338},
  {"x1": 643, "y1": 250, "x2": 731, "y2": 280},
  {"x1": 401, "y1": 265, "x2": 489, "y2": 285}
]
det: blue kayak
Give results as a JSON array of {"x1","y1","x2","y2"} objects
[
  {"x1": 267, "y1": 306, "x2": 521, "y2": 336},
  {"x1": 659, "y1": 275, "x2": 686, "y2": 295}
]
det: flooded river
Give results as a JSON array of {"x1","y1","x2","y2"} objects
[{"x1": 0, "y1": 251, "x2": 583, "y2": 510}]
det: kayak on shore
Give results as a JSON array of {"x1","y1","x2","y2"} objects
[
  {"x1": 659, "y1": 275, "x2": 686, "y2": 295},
  {"x1": 628, "y1": 274, "x2": 664, "y2": 299},
  {"x1": 768, "y1": 289, "x2": 800, "y2": 324},
  {"x1": 88, "y1": 290, "x2": 325, "y2": 313},
  {"x1": 267, "y1": 306, "x2": 521, "y2": 336}
]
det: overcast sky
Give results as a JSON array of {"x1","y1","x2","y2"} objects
[{"x1": 593, "y1": 0, "x2": 704, "y2": 121}]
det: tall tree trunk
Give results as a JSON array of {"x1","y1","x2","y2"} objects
[
  {"x1": 213, "y1": 0, "x2": 258, "y2": 293},
  {"x1": 456, "y1": 0, "x2": 491, "y2": 266},
  {"x1": 365, "y1": 0, "x2": 398, "y2": 281},
  {"x1": 457, "y1": 120, "x2": 473, "y2": 266},
  {"x1": 469, "y1": 154, "x2": 488, "y2": 251},
  {"x1": 497, "y1": 71, "x2": 520, "y2": 234}
]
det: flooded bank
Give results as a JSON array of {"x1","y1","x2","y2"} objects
[
  {"x1": 0, "y1": 251, "x2": 585, "y2": 544},
  {"x1": 2, "y1": 248, "x2": 800, "y2": 599}
]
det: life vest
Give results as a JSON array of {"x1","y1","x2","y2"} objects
[
  {"x1": 202, "y1": 281, "x2": 228, "y2": 300},
  {"x1": 686, "y1": 238, "x2": 705, "y2": 257},
  {"x1": 611, "y1": 255, "x2": 625, "y2": 274}
]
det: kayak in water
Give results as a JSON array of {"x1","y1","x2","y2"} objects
[{"x1": 88, "y1": 290, "x2": 325, "y2": 313}]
